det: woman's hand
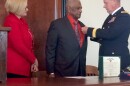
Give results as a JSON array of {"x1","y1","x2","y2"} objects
[{"x1": 31, "y1": 59, "x2": 39, "y2": 72}]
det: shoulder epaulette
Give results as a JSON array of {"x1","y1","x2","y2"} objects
[{"x1": 121, "y1": 11, "x2": 129, "y2": 15}]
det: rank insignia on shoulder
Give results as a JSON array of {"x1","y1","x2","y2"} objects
[{"x1": 121, "y1": 11, "x2": 129, "y2": 15}]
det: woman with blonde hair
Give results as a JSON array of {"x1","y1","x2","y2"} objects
[{"x1": 4, "y1": 0, "x2": 38, "y2": 77}]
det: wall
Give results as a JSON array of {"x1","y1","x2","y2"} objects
[{"x1": 79, "y1": 0, "x2": 130, "y2": 67}]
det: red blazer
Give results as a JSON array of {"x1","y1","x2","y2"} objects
[{"x1": 4, "y1": 13, "x2": 36, "y2": 76}]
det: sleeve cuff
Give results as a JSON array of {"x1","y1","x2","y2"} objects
[{"x1": 92, "y1": 28, "x2": 97, "y2": 38}]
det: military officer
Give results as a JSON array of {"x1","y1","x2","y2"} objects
[{"x1": 82, "y1": 0, "x2": 130, "y2": 70}]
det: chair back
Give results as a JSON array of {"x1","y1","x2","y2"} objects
[
  {"x1": 86, "y1": 65, "x2": 98, "y2": 76},
  {"x1": 31, "y1": 71, "x2": 47, "y2": 77}
]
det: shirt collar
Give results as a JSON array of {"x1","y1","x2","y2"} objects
[
  {"x1": 67, "y1": 14, "x2": 78, "y2": 24},
  {"x1": 111, "y1": 7, "x2": 122, "y2": 15}
]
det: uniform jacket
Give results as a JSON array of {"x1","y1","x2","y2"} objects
[
  {"x1": 87, "y1": 7, "x2": 130, "y2": 69},
  {"x1": 46, "y1": 16, "x2": 87, "y2": 76},
  {"x1": 4, "y1": 13, "x2": 36, "y2": 76}
]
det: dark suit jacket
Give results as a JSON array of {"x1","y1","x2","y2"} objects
[
  {"x1": 87, "y1": 7, "x2": 130, "y2": 69},
  {"x1": 46, "y1": 16, "x2": 87, "y2": 76}
]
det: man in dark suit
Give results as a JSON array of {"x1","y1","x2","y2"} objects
[
  {"x1": 46, "y1": 0, "x2": 87, "y2": 77},
  {"x1": 82, "y1": 0, "x2": 130, "y2": 70}
]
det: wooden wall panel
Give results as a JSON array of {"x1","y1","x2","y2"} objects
[
  {"x1": 0, "y1": 0, "x2": 6, "y2": 26},
  {"x1": 27, "y1": 0, "x2": 62, "y2": 70}
]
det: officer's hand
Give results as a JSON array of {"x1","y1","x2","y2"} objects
[{"x1": 81, "y1": 26, "x2": 88, "y2": 34}]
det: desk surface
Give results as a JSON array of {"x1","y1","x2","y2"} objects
[{"x1": 0, "y1": 75, "x2": 130, "y2": 86}]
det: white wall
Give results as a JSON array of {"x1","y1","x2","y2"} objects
[{"x1": 79, "y1": 0, "x2": 130, "y2": 67}]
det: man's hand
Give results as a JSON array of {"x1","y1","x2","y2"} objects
[
  {"x1": 81, "y1": 26, "x2": 88, "y2": 34},
  {"x1": 49, "y1": 73, "x2": 55, "y2": 78}
]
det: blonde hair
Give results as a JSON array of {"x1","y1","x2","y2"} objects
[{"x1": 5, "y1": 0, "x2": 27, "y2": 15}]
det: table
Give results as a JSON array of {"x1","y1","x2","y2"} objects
[{"x1": 0, "y1": 75, "x2": 130, "y2": 86}]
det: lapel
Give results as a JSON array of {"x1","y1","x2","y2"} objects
[
  {"x1": 102, "y1": 14, "x2": 113, "y2": 28},
  {"x1": 63, "y1": 16, "x2": 80, "y2": 46},
  {"x1": 102, "y1": 7, "x2": 124, "y2": 29}
]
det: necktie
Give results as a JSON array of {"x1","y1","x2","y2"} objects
[{"x1": 74, "y1": 21, "x2": 80, "y2": 44}]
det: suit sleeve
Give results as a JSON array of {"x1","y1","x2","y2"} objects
[
  {"x1": 4, "y1": 19, "x2": 35, "y2": 64},
  {"x1": 45, "y1": 21, "x2": 58, "y2": 74},
  {"x1": 96, "y1": 15, "x2": 130, "y2": 39},
  {"x1": 87, "y1": 15, "x2": 130, "y2": 40},
  {"x1": 86, "y1": 27, "x2": 101, "y2": 43},
  {"x1": 90, "y1": 37, "x2": 102, "y2": 43}
]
